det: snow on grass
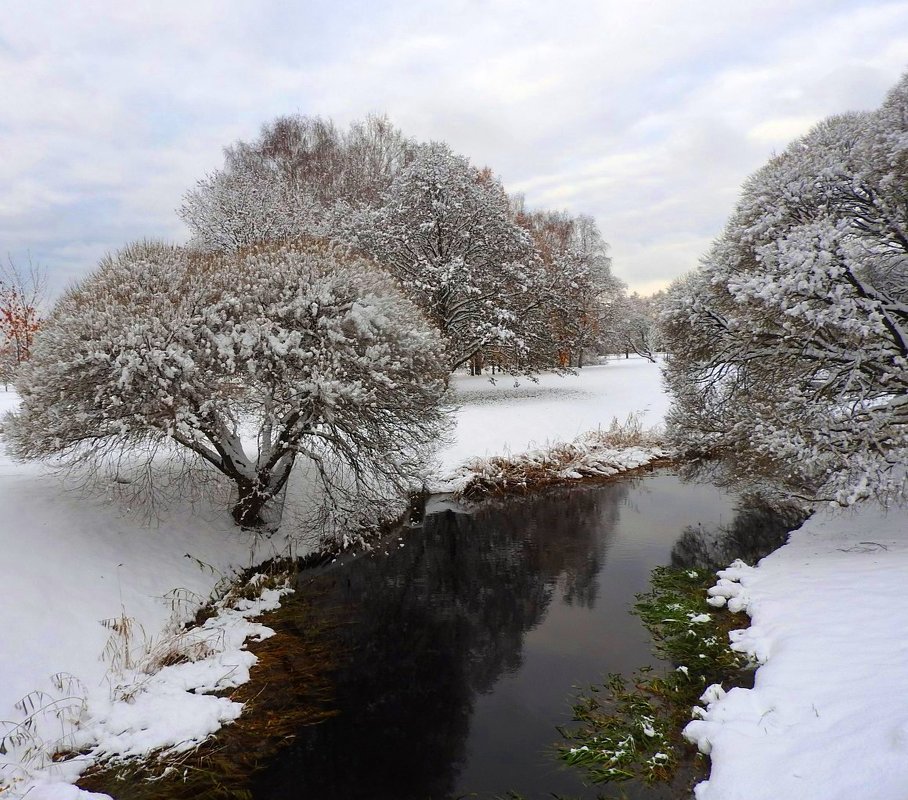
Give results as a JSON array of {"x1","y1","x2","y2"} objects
[
  {"x1": 684, "y1": 501, "x2": 908, "y2": 800},
  {"x1": 441, "y1": 422, "x2": 666, "y2": 497},
  {"x1": 0, "y1": 391, "x2": 305, "y2": 797},
  {"x1": 15, "y1": 582, "x2": 290, "y2": 797},
  {"x1": 0, "y1": 358, "x2": 668, "y2": 798},
  {"x1": 433, "y1": 358, "x2": 668, "y2": 482}
]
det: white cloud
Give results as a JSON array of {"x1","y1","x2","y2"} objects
[
  {"x1": 748, "y1": 116, "x2": 821, "y2": 146},
  {"x1": 1, "y1": 0, "x2": 907, "y2": 296}
]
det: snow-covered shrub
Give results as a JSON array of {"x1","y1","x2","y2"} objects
[
  {"x1": 663, "y1": 72, "x2": 908, "y2": 505},
  {"x1": 4, "y1": 239, "x2": 449, "y2": 530}
]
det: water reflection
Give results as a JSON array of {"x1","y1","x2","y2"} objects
[
  {"x1": 252, "y1": 473, "x2": 795, "y2": 800},
  {"x1": 670, "y1": 499, "x2": 805, "y2": 571},
  {"x1": 256, "y1": 486, "x2": 626, "y2": 800}
]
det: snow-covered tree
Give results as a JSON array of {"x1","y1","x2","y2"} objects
[
  {"x1": 339, "y1": 142, "x2": 548, "y2": 373},
  {"x1": 518, "y1": 210, "x2": 619, "y2": 367},
  {"x1": 178, "y1": 155, "x2": 311, "y2": 252},
  {"x1": 663, "y1": 73, "x2": 908, "y2": 505},
  {"x1": 605, "y1": 291, "x2": 664, "y2": 362},
  {"x1": 5, "y1": 240, "x2": 449, "y2": 529},
  {"x1": 0, "y1": 341, "x2": 15, "y2": 392},
  {"x1": 180, "y1": 115, "x2": 414, "y2": 252}
]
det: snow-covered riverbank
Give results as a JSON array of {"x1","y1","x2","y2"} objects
[
  {"x1": 0, "y1": 358, "x2": 669, "y2": 798},
  {"x1": 686, "y1": 502, "x2": 908, "y2": 800}
]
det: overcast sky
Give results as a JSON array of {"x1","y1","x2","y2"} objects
[{"x1": 3, "y1": 1, "x2": 908, "y2": 297}]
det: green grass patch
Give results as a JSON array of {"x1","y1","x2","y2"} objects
[{"x1": 559, "y1": 566, "x2": 751, "y2": 790}]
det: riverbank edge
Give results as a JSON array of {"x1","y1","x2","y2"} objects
[
  {"x1": 434, "y1": 418, "x2": 667, "y2": 499},
  {"x1": 75, "y1": 561, "x2": 338, "y2": 800},
  {"x1": 558, "y1": 565, "x2": 759, "y2": 794},
  {"x1": 71, "y1": 448, "x2": 673, "y2": 799}
]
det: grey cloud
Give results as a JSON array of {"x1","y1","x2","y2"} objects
[{"x1": 1, "y1": 0, "x2": 907, "y2": 297}]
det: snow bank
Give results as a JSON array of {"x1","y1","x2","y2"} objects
[
  {"x1": 434, "y1": 359, "x2": 668, "y2": 474},
  {"x1": 437, "y1": 429, "x2": 665, "y2": 496},
  {"x1": 17, "y1": 584, "x2": 289, "y2": 798},
  {"x1": 685, "y1": 502, "x2": 908, "y2": 800},
  {"x1": 0, "y1": 358, "x2": 669, "y2": 797}
]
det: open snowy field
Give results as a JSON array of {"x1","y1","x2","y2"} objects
[
  {"x1": 0, "y1": 357, "x2": 668, "y2": 797},
  {"x1": 435, "y1": 358, "x2": 668, "y2": 473}
]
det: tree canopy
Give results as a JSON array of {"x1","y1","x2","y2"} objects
[
  {"x1": 7, "y1": 240, "x2": 449, "y2": 529},
  {"x1": 180, "y1": 114, "x2": 623, "y2": 375},
  {"x1": 663, "y1": 73, "x2": 908, "y2": 505},
  {"x1": 339, "y1": 142, "x2": 548, "y2": 372}
]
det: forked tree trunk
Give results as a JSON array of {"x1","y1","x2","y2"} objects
[
  {"x1": 232, "y1": 478, "x2": 271, "y2": 528},
  {"x1": 229, "y1": 456, "x2": 296, "y2": 529}
]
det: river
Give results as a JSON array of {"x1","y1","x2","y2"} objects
[{"x1": 251, "y1": 470, "x2": 795, "y2": 800}]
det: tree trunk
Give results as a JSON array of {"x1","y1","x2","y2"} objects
[
  {"x1": 232, "y1": 478, "x2": 270, "y2": 528},
  {"x1": 470, "y1": 351, "x2": 484, "y2": 376}
]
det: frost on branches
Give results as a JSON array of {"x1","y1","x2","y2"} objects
[
  {"x1": 4, "y1": 240, "x2": 449, "y2": 530},
  {"x1": 517, "y1": 209, "x2": 621, "y2": 369},
  {"x1": 0, "y1": 260, "x2": 43, "y2": 390},
  {"x1": 606, "y1": 291, "x2": 664, "y2": 363},
  {"x1": 663, "y1": 73, "x2": 908, "y2": 506},
  {"x1": 179, "y1": 115, "x2": 624, "y2": 376},
  {"x1": 338, "y1": 142, "x2": 550, "y2": 374},
  {"x1": 179, "y1": 114, "x2": 414, "y2": 253}
]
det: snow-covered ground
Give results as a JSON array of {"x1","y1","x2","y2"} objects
[
  {"x1": 0, "y1": 390, "x2": 304, "y2": 797},
  {"x1": 686, "y1": 502, "x2": 908, "y2": 800},
  {"x1": 9, "y1": 353, "x2": 904, "y2": 800},
  {"x1": 435, "y1": 358, "x2": 668, "y2": 472},
  {"x1": 0, "y1": 357, "x2": 667, "y2": 798}
]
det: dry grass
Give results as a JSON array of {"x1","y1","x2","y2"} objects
[
  {"x1": 77, "y1": 591, "x2": 339, "y2": 800},
  {"x1": 459, "y1": 415, "x2": 668, "y2": 499},
  {"x1": 0, "y1": 674, "x2": 88, "y2": 789}
]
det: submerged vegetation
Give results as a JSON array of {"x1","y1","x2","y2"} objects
[{"x1": 559, "y1": 566, "x2": 752, "y2": 791}]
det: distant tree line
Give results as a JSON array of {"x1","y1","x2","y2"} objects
[{"x1": 180, "y1": 114, "x2": 660, "y2": 373}]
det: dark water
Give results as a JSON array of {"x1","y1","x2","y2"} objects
[{"x1": 253, "y1": 471, "x2": 795, "y2": 800}]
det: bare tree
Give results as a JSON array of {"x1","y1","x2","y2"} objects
[
  {"x1": 0, "y1": 257, "x2": 45, "y2": 391},
  {"x1": 5, "y1": 240, "x2": 449, "y2": 531}
]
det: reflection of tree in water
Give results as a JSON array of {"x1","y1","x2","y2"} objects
[
  {"x1": 670, "y1": 497, "x2": 806, "y2": 571},
  {"x1": 252, "y1": 482, "x2": 627, "y2": 800}
]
